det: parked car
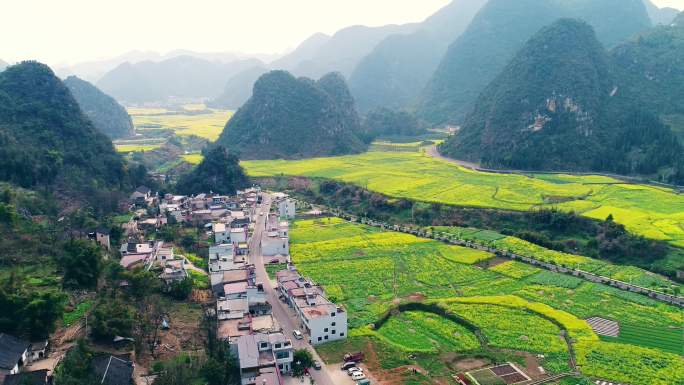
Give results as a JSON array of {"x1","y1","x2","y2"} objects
[
  {"x1": 344, "y1": 352, "x2": 364, "y2": 362},
  {"x1": 352, "y1": 372, "x2": 366, "y2": 381},
  {"x1": 357, "y1": 380, "x2": 371, "y2": 385},
  {"x1": 348, "y1": 367, "x2": 363, "y2": 376},
  {"x1": 269, "y1": 258, "x2": 280, "y2": 264},
  {"x1": 292, "y1": 330, "x2": 303, "y2": 340},
  {"x1": 313, "y1": 361, "x2": 322, "y2": 370},
  {"x1": 341, "y1": 362, "x2": 357, "y2": 371}
]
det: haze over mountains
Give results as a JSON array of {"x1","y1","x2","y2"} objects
[{"x1": 417, "y1": 0, "x2": 653, "y2": 126}]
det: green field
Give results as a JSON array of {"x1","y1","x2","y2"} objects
[
  {"x1": 291, "y1": 218, "x2": 684, "y2": 385},
  {"x1": 244, "y1": 151, "x2": 684, "y2": 247}
]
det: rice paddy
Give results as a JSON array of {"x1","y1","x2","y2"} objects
[
  {"x1": 291, "y1": 218, "x2": 684, "y2": 385},
  {"x1": 244, "y1": 151, "x2": 684, "y2": 247}
]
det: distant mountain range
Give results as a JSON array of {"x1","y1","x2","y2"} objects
[
  {"x1": 96, "y1": 55, "x2": 263, "y2": 104},
  {"x1": 216, "y1": 70, "x2": 366, "y2": 159},
  {"x1": 271, "y1": 24, "x2": 417, "y2": 79},
  {"x1": 207, "y1": 66, "x2": 269, "y2": 110},
  {"x1": 64, "y1": 76, "x2": 135, "y2": 139},
  {"x1": 416, "y1": 0, "x2": 653, "y2": 126},
  {"x1": 348, "y1": 0, "x2": 488, "y2": 112},
  {"x1": 440, "y1": 19, "x2": 683, "y2": 182},
  {"x1": 0, "y1": 62, "x2": 125, "y2": 189}
]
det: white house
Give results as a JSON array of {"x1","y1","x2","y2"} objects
[
  {"x1": 294, "y1": 296, "x2": 347, "y2": 345},
  {"x1": 278, "y1": 198, "x2": 296, "y2": 220},
  {"x1": 214, "y1": 223, "x2": 230, "y2": 244},
  {"x1": 262, "y1": 231, "x2": 288, "y2": 257},
  {"x1": 237, "y1": 332, "x2": 293, "y2": 383},
  {"x1": 230, "y1": 227, "x2": 248, "y2": 244}
]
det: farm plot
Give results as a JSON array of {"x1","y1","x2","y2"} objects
[
  {"x1": 243, "y1": 151, "x2": 684, "y2": 246},
  {"x1": 129, "y1": 107, "x2": 232, "y2": 141},
  {"x1": 376, "y1": 311, "x2": 480, "y2": 353},
  {"x1": 291, "y1": 219, "x2": 684, "y2": 385}
]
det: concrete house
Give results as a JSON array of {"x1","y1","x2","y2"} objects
[
  {"x1": 277, "y1": 198, "x2": 295, "y2": 220},
  {"x1": 237, "y1": 332, "x2": 293, "y2": 383},
  {"x1": 230, "y1": 227, "x2": 248, "y2": 244},
  {"x1": 214, "y1": 223, "x2": 229, "y2": 244}
]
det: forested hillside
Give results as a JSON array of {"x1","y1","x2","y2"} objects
[
  {"x1": 216, "y1": 70, "x2": 366, "y2": 159},
  {"x1": 417, "y1": 0, "x2": 652, "y2": 126},
  {"x1": 348, "y1": 0, "x2": 487, "y2": 112},
  {"x1": 0, "y1": 62, "x2": 125, "y2": 191},
  {"x1": 440, "y1": 19, "x2": 683, "y2": 182},
  {"x1": 64, "y1": 76, "x2": 135, "y2": 139}
]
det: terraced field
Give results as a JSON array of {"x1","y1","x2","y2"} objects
[
  {"x1": 244, "y1": 151, "x2": 684, "y2": 247},
  {"x1": 291, "y1": 218, "x2": 684, "y2": 385}
]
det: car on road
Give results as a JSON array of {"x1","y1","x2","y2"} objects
[
  {"x1": 269, "y1": 258, "x2": 280, "y2": 264},
  {"x1": 313, "y1": 361, "x2": 322, "y2": 370},
  {"x1": 348, "y1": 367, "x2": 363, "y2": 376},
  {"x1": 351, "y1": 372, "x2": 366, "y2": 381},
  {"x1": 293, "y1": 330, "x2": 303, "y2": 340},
  {"x1": 341, "y1": 362, "x2": 357, "y2": 371}
]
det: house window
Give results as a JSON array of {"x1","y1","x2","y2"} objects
[
  {"x1": 340, "y1": 333, "x2": 345, "y2": 337},
  {"x1": 276, "y1": 352, "x2": 290, "y2": 360},
  {"x1": 275, "y1": 343, "x2": 281, "y2": 349},
  {"x1": 318, "y1": 337, "x2": 322, "y2": 341},
  {"x1": 324, "y1": 328, "x2": 328, "y2": 332},
  {"x1": 324, "y1": 335, "x2": 328, "y2": 340},
  {"x1": 331, "y1": 312, "x2": 336, "y2": 317},
  {"x1": 331, "y1": 322, "x2": 336, "y2": 326},
  {"x1": 332, "y1": 330, "x2": 336, "y2": 334},
  {"x1": 260, "y1": 342, "x2": 268, "y2": 349}
]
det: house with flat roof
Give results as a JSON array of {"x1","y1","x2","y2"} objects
[{"x1": 237, "y1": 332, "x2": 293, "y2": 384}]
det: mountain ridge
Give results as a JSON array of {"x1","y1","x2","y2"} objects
[
  {"x1": 215, "y1": 70, "x2": 366, "y2": 160},
  {"x1": 64, "y1": 76, "x2": 135, "y2": 139}
]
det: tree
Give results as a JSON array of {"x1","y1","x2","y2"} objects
[
  {"x1": 90, "y1": 299, "x2": 134, "y2": 342},
  {"x1": 293, "y1": 349, "x2": 314, "y2": 375},
  {"x1": 175, "y1": 146, "x2": 249, "y2": 195},
  {"x1": 123, "y1": 268, "x2": 161, "y2": 298},
  {"x1": 135, "y1": 295, "x2": 167, "y2": 357},
  {"x1": 59, "y1": 239, "x2": 102, "y2": 289},
  {"x1": 167, "y1": 278, "x2": 193, "y2": 300},
  {"x1": 53, "y1": 340, "x2": 98, "y2": 385}
]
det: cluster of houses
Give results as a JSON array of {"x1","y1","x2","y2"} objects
[{"x1": 203, "y1": 191, "x2": 297, "y2": 385}]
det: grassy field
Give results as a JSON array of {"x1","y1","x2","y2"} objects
[
  {"x1": 128, "y1": 107, "x2": 232, "y2": 141},
  {"x1": 244, "y1": 151, "x2": 684, "y2": 247},
  {"x1": 291, "y1": 218, "x2": 684, "y2": 385},
  {"x1": 115, "y1": 144, "x2": 163, "y2": 153}
]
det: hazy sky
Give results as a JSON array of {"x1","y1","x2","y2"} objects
[{"x1": 1, "y1": 0, "x2": 682, "y2": 66}]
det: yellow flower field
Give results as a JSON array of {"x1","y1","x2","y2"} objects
[
  {"x1": 243, "y1": 151, "x2": 684, "y2": 246},
  {"x1": 129, "y1": 107, "x2": 233, "y2": 141}
]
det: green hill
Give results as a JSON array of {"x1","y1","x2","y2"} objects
[
  {"x1": 216, "y1": 70, "x2": 366, "y2": 159},
  {"x1": 0, "y1": 62, "x2": 125, "y2": 189},
  {"x1": 417, "y1": 0, "x2": 652, "y2": 126},
  {"x1": 64, "y1": 76, "x2": 135, "y2": 139},
  {"x1": 348, "y1": 0, "x2": 487, "y2": 112},
  {"x1": 440, "y1": 19, "x2": 683, "y2": 181}
]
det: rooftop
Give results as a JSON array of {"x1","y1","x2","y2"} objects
[
  {"x1": 0, "y1": 333, "x2": 30, "y2": 370},
  {"x1": 92, "y1": 355, "x2": 134, "y2": 385},
  {"x1": 223, "y1": 281, "x2": 249, "y2": 296}
]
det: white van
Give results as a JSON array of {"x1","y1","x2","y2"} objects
[{"x1": 351, "y1": 372, "x2": 366, "y2": 381}]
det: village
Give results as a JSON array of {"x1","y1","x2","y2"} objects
[{"x1": 0, "y1": 186, "x2": 358, "y2": 385}]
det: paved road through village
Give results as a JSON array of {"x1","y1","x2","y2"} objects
[{"x1": 249, "y1": 194, "x2": 341, "y2": 385}]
